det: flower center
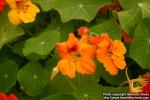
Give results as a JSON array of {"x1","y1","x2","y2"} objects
[
  {"x1": 108, "y1": 48, "x2": 113, "y2": 58},
  {"x1": 68, "y1": 45, "x2": 82, "y2": 58},
  {"x1": 74, "y1": 53, "x2": 81, "y2": 58},
  {"x1": 71, "y1": 45, "x2": 77, "y2": 51},
  {"x1": 68, "y1": 45, "x2": 78, "y2": 52}
]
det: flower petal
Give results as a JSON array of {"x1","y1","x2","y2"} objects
[
  {"x1": 19, "y1": 11, "x2": 36, "y2": 23},
  {"x1": 6, "y1": 0, "x2": 17, "y2": 9},
  {"x1": 77, "y1": 56, "x2": 96, "y2": 75},
  {"x1": 96, "y1": 48, "x2": 108, "y2": 63},
  {"x1": 56, "y1": 42, "x2": 71, "y2": 59},
  {"x1": 7, "y1": 0, "x2": 40, "y2": 24},
  {"x1": 98, "y1": 33, "x2": 112, "y2": 48},
  {"x1": 26, "y1": 1, "x2": 40, "y2": 14},
  {"x1": 112, "y1": 55, "x2": 126, "y2": 70},
  {"x1": 57, "y1": 59, "x2": 76, "y2": 78},
  {"x1": 112, "y1": 40, "x2": 126, "y2": 57},
  {"x1": 67, "y1": 33, "x2": 79, "y2": 50},
  {"x1": 8, "y1": 10, "x2": 22, "y2": 25},
  {"x1": 79, "y1": 42, "x2": 96, "y2": 58},
  {"x1": 103, "y1": 56, "x2": 119, "y2": 75},
  {"x1": 97, "y1": 47, "x2": 118, "y2": 75},
  {"x1": 80, "y1": 35, "x2": 90, "y2": 43}
]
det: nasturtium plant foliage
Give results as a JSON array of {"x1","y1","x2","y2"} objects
[{"x1": 0, "y1": 0, "x2": 150, "y2": 100}]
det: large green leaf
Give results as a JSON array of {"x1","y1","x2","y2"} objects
[
  {"x1": 0, "y1": 7, "x2": 25, "y2": 49},
  {"x1": 54, "y1": 0, "x2": 110, "y2": 22},
  {"x1": 90, "y1": 19, "x2": 121, "y2": 39},
  {"x1": 129, "y1": 18, "x2": 150, "y2": 69},
  {"x1": 23, "y1": 30, "x2": 60, "y2": 60},
  {"x1": 17, "y1": 62, "x2": 49, "y2": 96},
  {"x1": 0, "y1": 60, "x2": 18, "y2": 92},
  {"x1": 32, "y1": 0, "x2": 56, "y2": 11}
]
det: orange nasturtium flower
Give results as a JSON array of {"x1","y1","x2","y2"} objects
[
  {"x1": 7, "y1": 0, "x2": 40, "y2": 25},
  {"x1": 96, "y1": 33, "x2": 126, "y2": 75},
  {"x1": 55, "y1": 33, "x2": 97, "y2": 78}
]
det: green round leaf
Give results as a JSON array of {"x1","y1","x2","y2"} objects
[
  {"x1": 0, "y1": 60, "x2": 18, "y2": 92},
  {"x1": 18, "y1": 61, "x2": 49, "y2": 96},
  {"x1": 54, "y1": 0, "x2": 110, "y2": 22}
]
